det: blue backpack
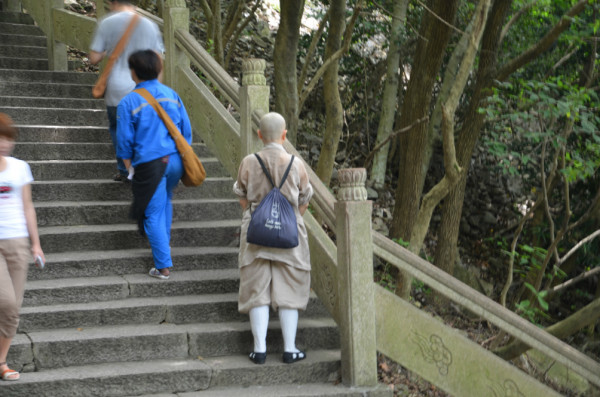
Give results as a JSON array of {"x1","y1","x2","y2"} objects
[{"x1": 246, "y1": 154, "x2": 299, "y2": 249}]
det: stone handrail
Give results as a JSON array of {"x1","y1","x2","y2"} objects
[
  {"x1": 18, "y1": 0, "x2": 600, "y2": 391},
  {"x1": 373, "y1": 233, "x2": 600, "y2": 386}
]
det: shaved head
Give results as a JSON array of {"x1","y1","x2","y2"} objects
[{"x1": 259, "y1": 112, "x2": 286, "y2": 142}]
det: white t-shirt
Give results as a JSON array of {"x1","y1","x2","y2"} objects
[
  {"x1": 0, "y1": 157, "x2": 33, "y2": 240},
  {"x1": 90, "y1": 11, "x2": 164, "y2": 107}
]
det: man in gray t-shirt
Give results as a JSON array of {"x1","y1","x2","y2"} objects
[{"x1": 89, "y1": 0, "x2": 164, "y2": 181}]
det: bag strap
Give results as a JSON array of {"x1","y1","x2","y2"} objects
[
  {"x1": 100, "y1": 14, "x2": 140, "y2": 81},
  {"x1": 133, "y1": 88, "x2": 185, "y2": 145},
  {"x1": 254, "y1": 153, "x2": 295, "y2": 189}
]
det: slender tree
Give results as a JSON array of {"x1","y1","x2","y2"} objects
[{"x1": 273, "y1": 0, "x2": 305, "y2": 145}]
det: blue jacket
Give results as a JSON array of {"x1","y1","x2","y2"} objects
[{"x1": 116, "y1": 79, "x2": 192, "y2": 167}]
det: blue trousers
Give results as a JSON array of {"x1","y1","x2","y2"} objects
[
  {"x1": 144, "y1": 154, "x2": 183, "y2": 270},
  {"x1": 106, "y1": 106, "x2": 128, "y2": 176}
]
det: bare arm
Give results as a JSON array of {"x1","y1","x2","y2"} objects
[
  {"x1": 123, "y1": 159, "x2": 131, "y2": 170},
  {"x1": 22, "y1": 184, "x2": 44, "y2": 263},
  {"x1": 89, "y1": 50, "x2": 105, "y2": 65},
  {"x1": 299, "y1": 204, "x2": 308, "y2": 216}
]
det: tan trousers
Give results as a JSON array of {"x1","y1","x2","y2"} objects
[
  {"x1": 0, "y1": 238, "x2": 30, "y2": 339},
  {"x1": 238, "y1": 258, "x2": 310, "y2": 314}
]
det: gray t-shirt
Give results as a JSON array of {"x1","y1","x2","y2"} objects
[{"x1": 90, "y1": 11, "x2": 164, "y2": 106}]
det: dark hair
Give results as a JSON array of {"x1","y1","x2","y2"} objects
[
  {"x1": 128, "y1": 50, "x2": 162, "y2": 81},
  {"x1": 0, "y1": 113, "x2": 17, "y2": 141}
]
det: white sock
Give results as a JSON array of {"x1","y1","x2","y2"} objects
[
  {"x1": 249, "y1": 305, "x2": 269, "y2": 353},
  {"x1": 279, "y1": 308, "x2": 300, "y2": 353}
]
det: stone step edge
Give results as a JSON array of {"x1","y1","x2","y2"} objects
[
  {"x1": 170, "y1": 383, "x2": 392, "y2": 397},
  {"x1": 15, "y1": 317, "x2": 336, "y2": 345},
  {"x1": 38, "y1": 218, "x2": 240, "y2": 234},
  {"x1": 19, "y1": 291, "x2": 237, "y2": 314},
  {"x1": 33, "y1": 197, "x2": 238, "y2": 208},
  {"x1": 0, "y1": 77, "x2": 93, "y2": 87},
  {"x1": 0, "y1": 105, "x2": 104, "y2": 111},
  {"x1": 24, "y1": 267, "x2": 239, "y2": 292},
  {"x1": 28, "y1": 158, "x2": 218, "y2": 164},
  {"x1": 38, "y1": 246, "x2": 239, "y2": 262},
  {"x1": 0, "y1": 350, "x2": 341, "y2": 384}
]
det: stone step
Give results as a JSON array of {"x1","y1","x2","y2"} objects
[
  {"x1": 38, "y1": 219, "x2": 240, "y2": 253},
  {"x1": 14, "y1": 142, "x2": 114, "y2": 161},
  {"x1": 0, "y1": 80, "x2": 93, "y2": 98},
  {"x1": 172, "y1": 384, "x2": 390, "y2": 396},
  {"x1": 0, "y1": 68, "x2": 97, "y2": 84},
  {"x1": 34, "y1": 198, "x2": 239, "y2": 226},
  {"x1": 0, "y1": 11, "x2": 34, "y2": 24},
  {"x1": 0, "y1": 56, "x2": 81, "y2": 70},
  {"x1": 28, "y1": 158, "x2": 227, "y2": 180},
  {"x1": 0, "y1": 32, "x2": 46, "y2": 46},
  {"x1": 17, "y1": 126, "x2": 109, "y2": 142},
  {"x1": 23, "y1": 269, "x2": 241, "y2": 306},
  {"x1": 0, "y1": 106, "x2": 106, "y2": 126},
  {"x1": 19, "y1": 293, "x2": 242, "y2": 330},
  {"x1": 14, "y1": 142, "x2": 214, "y2": 160},
  {"x1": 18, "y1": 292, "x2": 329, "y2": 331},
  {"x1": 0, "y1": 21, "x2": 42, "y2": 35},
  {"x1": 12, "y1": 320, "x2": 339, "y2": 370},
  {"x1": 0, "y1": 43, "x2": 47, "y2": 58},
  {"x1": 31, "y1": 178, "x2": 235, "y2": 202},
  {"x1": 27, "y1": 246, "x2": 239, "y2": 281},
  {"x1": 0, "y1": 351, "x2": 341, "y2": 397},
  {"x1": 0, "y1": 95, "x2": 103, "y2": 109}
]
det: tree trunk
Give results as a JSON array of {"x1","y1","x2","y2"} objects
[
  {"x1": 314, "y1": 0, "x2": 345, "y2": 186},
  {"x1": 273, "y1": 0, "x2": 305, "y2": 145},
  {"x1": 493, "y1": 297, "x2": 600, "y2": 360},
  {"x1": 408, "y1": 0, "x2": 491, "y2": 256},
  {"x1": 389, "y1": 0, "x2": 460, "y2": 242},
  {"x1": 388, "y1": 0, "x2": 460, "y2": 297},
  {"x1": 434, "y1": 0, "x2": 513, "y2": 278},
  {"x1": 369, "y1": 0, "x2": 408, "y2": 189}
]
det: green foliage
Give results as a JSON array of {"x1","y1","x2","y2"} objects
[
  {"x1": 392, "y1": 237, "x2": 410, "y2": 248},
  {"x1": 481, "y1": 77, "x2": 600, "y2": 184},
  {"x1": 375, "y1": 262, "x2": 396, "y2": 293},
  {"x1": 515, "y1": 283, "x2": 551, "y2": 325}
]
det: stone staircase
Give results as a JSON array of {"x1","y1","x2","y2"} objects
[{"x1": 0, "y1": 9, "x2": 359, "y2": 397}]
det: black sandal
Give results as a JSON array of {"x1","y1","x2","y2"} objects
[
  {"x1": 248, "y1": 352, "x2": 266, "y2": 364},
  {"x1": 282, "y1": 351, "x2": 306, "y2": 364}
]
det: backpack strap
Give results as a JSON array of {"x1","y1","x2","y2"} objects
[
  {"x1": 254, "y1": 154, "x2": 275, "y2": 188},
  {"x1": 254, "y1": 154, "x2": 295, "y2": 189},
  {"x1": 279, "y1": 155, "x2": 295, "y2": 189}
]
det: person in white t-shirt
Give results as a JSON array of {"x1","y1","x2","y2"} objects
[
  {"x1": 0, "y1": 114, "x2": 45, "y2": 382},
  {"x1": 89, "y1": 0, "x2": 164, "y2": 182}
]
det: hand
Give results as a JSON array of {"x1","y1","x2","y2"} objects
[{"x1": 31, "y1": 244, "x2": 45, "y2": 265}]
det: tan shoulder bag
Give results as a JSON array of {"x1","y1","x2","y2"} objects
[
  {"x1": 133, "y1": 88, "x2": 206, "y2": 187},
  {"x1": 92, "y1": 14, "x2": 140, "y2": 99}
]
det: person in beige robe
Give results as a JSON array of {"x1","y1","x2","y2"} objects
[{"x1": 233, "y1": 112, "x2": 313, "y2": 365}]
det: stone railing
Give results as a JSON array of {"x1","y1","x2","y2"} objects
[{"x1": 13, "y1": 0, "x2": 600, "y2": 394}]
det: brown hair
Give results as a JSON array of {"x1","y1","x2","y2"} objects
[{"x1": 0, "y1": 113, "x2": 17, "y2": 141}]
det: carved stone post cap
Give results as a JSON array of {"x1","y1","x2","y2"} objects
[
  {"x1": 242, "y1": 58, "x2": 267, "y2": 86},
  {"x1": 165, "y1": 0, "x2": 186, "y2": 7},
  {"x1": 337, "y1": 168, "x2": 368, "y2": 202}
]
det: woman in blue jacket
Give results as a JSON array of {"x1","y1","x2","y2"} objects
[{"x1": 117, "y1": 50, "x2": 192, "y2": 280}]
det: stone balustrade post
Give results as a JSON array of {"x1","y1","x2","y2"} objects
[
  {"x1": 163, "y1": 0, "x2": 190, "y2": 89},
  {"x1": 335, "y1": 168, "x2": 378, "y2": 387},
  {"x1": 5, "y1": 0, "x2": 21, "y2": 12},
  {"x1": 95, "y1": 0, "x2": 107, "y2": 19},
  {"x1": 45, "y1": 0, "x2": 68, "y2": 71},
  {"x1": 240, "y1": 58, "x2": 269, "y2": 156}
]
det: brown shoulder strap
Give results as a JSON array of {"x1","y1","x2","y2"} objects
[
  {"x1": 133, "y1": 88, "x2": 185, "y2": 143},
  {"x1": 101, "y1": 14, "x2": 140, "y2": 77}
]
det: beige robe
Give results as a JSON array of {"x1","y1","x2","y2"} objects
[{"x1": 233, "y1": 143, "x2": 313, "y2": 271}]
